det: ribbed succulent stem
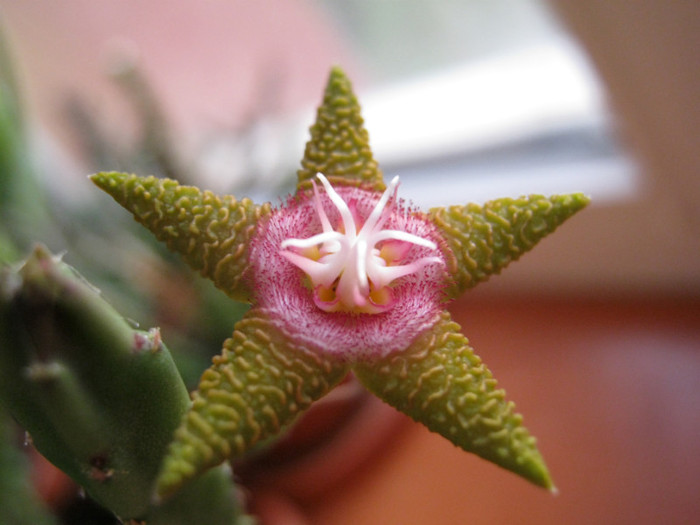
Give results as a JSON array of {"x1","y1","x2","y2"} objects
[
  {"x1": 0, "y1": 409, "x2": 57, "y2": 525},
  {"x1": 0, "y1": 245, "x2": 249, "y2": 522}
]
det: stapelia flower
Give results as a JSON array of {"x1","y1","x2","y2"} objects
[{"x1": 91, "y1": 67, "x2": 589, "y2": 499}]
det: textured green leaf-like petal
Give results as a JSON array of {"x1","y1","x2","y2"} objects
[
  {"x1": 156, "y1": 308, "x2": 350, "y2": 498},
  {"x1": 430, "y1": 193, "x2": 589, "y2": 298},
  {"x1": 91, "y1": 172, "x2": 271, "y2": 302},
  {"x1": 353, "y1": 311, "x2": 554, "y2": 490},
  {"x1": 297, "y1": 67, "x2": 385, "y2": 193}
]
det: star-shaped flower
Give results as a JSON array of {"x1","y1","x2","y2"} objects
[{"x1": 91, "y1": 67, "x2": 589, "y2": 498}]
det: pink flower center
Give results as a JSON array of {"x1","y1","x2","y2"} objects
[{"x1": 280, "y1": 173, "x2": 443, "y2": 314}]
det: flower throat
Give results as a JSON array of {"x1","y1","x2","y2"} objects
[{"x1": 280, "y1": 173, "x2": 443, "y2": 314}]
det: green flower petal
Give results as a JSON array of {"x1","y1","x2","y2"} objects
[
  {"x1": 430, "y1": 193, "x2": 590, "y2": 298},
  {"x1": 353, "y1": 311, "x2": 554, "y2": 490},
  {"x1": 156, "y1": 308, "x2": 350, "y2": 498},
  {"x1": 91, "y1": 172, "x2": 270, "y2": 302},
  {"x1": 297, "y1": 67, "x2": 386, "y2": 193}
]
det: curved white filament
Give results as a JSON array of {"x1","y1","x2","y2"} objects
[{"x1": 280, "y1": 173, "x2": 443, "y2": 313}]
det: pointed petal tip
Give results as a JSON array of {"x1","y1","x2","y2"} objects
[
  {"x1": 88, "y1": 171, "x2": 107, "y2": 187},
  {"x1": 562, "y1": 192, "x2": 592, "y2": 212},
  {"x1": 527, "y1": 460, "x2": 556, "y2": 492},
  {"x1": 89, "y1": 170, "x2": 119, "y2": 182},
  {"x1": 353, "y1": 311, "x2": 556, "y2": 491},
  {"x1": 325, "y1": 65, "x2": 353, "y2": 95},
  {"x1": 296, "y1": 67, "x2": 385, "y2": 193},
  {"x1": 329, "y1": 64, "x2": 348, "y2": 79},
  {"x1": 431, "y1": 191, "x2": 591, "y2": 297},
  {"x1": 545, "y1": 191, "x2": 592, "y2": 228},
  {"x1": 89, "y1": 171, "x2": 131, "y2": 193},
  {"x1": 154, "y1": 310, "x2": 350, "y2": 498},
  {"x1": 526, "y1": 461, "x2": 556, "y2": 492},
  {"x1": 576, "y1": 192, "x2": 591, "y2": 204}
]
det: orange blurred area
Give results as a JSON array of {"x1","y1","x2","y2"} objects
[{"x1": 289, "y1": 294, "x2": 700, "y2": 524}]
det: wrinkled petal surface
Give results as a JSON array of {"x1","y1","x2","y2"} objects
[
  {"x1": 251, "y1": 186, "x2": 448, "y2": 360},
  {"x1": 353, "y1": 310, "x2": 554, "y2": 490},
  {"x1": 430, "y1": 194, "x2": 590, "y2": 298},
  {"x1": 156, "y1": 308, "x2": 350, "y2": 498}
]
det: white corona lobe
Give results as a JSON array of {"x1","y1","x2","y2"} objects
[{"x1": 280, "y1": 173, "x2": 443, "y2": 313}]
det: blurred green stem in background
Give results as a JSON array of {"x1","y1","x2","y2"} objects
[{"x1": 0, "y1": 245, "x2": 252, "y2": 523}]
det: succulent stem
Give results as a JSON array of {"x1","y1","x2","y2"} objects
[{"x1": 0, "y1": 245, "x2": 250, "y2": 522}]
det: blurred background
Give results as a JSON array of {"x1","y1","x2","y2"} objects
[{"x1": 0, "y1": 1, "x2": 698, "y2": 524}]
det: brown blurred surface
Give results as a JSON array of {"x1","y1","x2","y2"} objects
[{"x1": 293, "y1": 294, "x2": 700, "y2": 525}]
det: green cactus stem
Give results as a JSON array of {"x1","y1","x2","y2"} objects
[
  {"x1": 0, "y1": 409, "x2": 57, "y2": 525},
  {"x1": 0, "y1": 245, "x2": 250, "y2": 523},
  {"x1": 0, "y1": 26, "x2": 55, "y2": 254}
]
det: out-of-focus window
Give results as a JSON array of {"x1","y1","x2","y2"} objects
[{"x1": 311, "y1": 0, "x2": 638, "y2": 207}]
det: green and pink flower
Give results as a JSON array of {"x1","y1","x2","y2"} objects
[
  {"x1": 254, "y1": 172, "x2": 447, "y2": 359},
  {"x1": 91, "y1": 67, "x2": 589, "y2": 499}
]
